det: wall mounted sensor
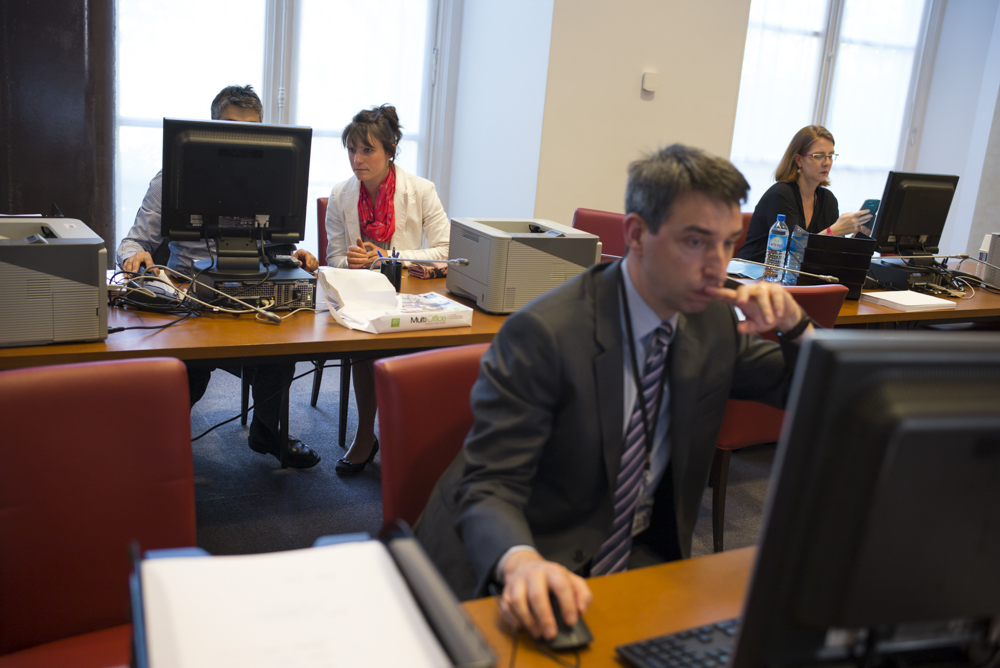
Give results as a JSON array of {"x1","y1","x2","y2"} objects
[{"x1": 641, "y1": 71, "x2": 659, "y2": 93}]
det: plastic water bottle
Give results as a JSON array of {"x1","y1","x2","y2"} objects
[
  {"x1": 763, "y1": 214, "x2": 788, "y2": 283},
  {"x1": 783, "y1": 226, "x2": 808, "y2": 285}
]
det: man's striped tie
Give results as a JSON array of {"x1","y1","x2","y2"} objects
[{"x1": 591, "y1": 323, "x2": 672, "y2": 576}]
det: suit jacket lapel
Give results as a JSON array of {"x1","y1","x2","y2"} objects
[
  {"x1": 666, "y1": 312, "x2": 699, "y2": 493},
  {"x1": 593, "y1": 261, "x2": 625, "y2": 492},
  {"x1": 392, "y1": 166, "x2": 408, "y2": 244},
  {"x1": 345, "y1": 178, "x2": 362, "y2": 243}
]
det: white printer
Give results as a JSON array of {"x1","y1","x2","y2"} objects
[
  {"x1": 446, "y1": 218, "x2": 601, "y2": 314},
  {"x1": 0, "y1": 217, "x2": 108, "y2": 347}
]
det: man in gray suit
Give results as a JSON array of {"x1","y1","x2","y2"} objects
[{"x1": 415, "y1": 144, "x2": 814, "y2": 640}]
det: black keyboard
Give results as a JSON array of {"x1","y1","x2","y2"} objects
[{"x1": 617, "y1": 618, "x2": 739, "y2": 668}]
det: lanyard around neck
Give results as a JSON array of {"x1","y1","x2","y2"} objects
[{"x1": 618, "y1": 266, "x2": 669, "y2": 455}]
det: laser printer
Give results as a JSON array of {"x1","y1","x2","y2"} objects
[
  {"x1": 0, "y1": 217, "x2": 108, "y2": 347},
  {"x1": 446, "y1": 218, "x2": 600, "y2": 314}
]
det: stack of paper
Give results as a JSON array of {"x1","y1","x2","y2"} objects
[{"x1": 860, "y1": 290, "x2": 957, "y2": 312}]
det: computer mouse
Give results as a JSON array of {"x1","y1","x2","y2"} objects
[
  {"x1": 545, "y1": 592, "x2": 593, "y2": 651},
  {"x1": 270, "y1": 254, "x2": 301, "y2": 269},
  {"x1": 125, "y1": 277, "x2": 184, "y2": 306}
]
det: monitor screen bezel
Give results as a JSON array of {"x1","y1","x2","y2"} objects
[
  {"x1": 731, "y1": 331, "x2": 1000, "y2": 668},
  {"x1": 868, "y1": 171, "x2": 959, "y2": 257},
  {"x1": 160, "y1": 117, "x2": 312, "y2": 246}
]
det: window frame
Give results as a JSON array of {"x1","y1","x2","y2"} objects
[
  {"x1": 113, "y1": 0, "x2": 449, "y2": 252},
  {"x1": 731, "y1": 0, "x2": 942, "y2": 210}
]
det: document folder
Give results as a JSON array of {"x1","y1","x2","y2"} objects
[{"x1": 130, "y1": 524, "x2": 495, "y2": 668}]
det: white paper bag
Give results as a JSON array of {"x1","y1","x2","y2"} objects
[{"x1": 317, "y1": 268, "x2": 472, "y2": 334}]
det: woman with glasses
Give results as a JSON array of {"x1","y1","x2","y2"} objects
[
  {"x1": 325, "y1": 104, "x2": 449, "y2": 476},
  {"x1": 735, "y1": 125, "x2": 872, "y2": 263}
]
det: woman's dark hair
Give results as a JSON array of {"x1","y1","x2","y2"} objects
[
  {"x1": 341, "y1": 105, "x2": 403, "y2": 161},
  {"x1": 775, "y1": 125, "x2": 835, "y2": 186}
]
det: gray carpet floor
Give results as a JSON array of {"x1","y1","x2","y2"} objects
[{"x1": 191, "y1": 362, "x2": 776, "y2": 559}]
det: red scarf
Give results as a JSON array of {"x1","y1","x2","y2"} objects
[{"x1": 357, "y1": 167, "x2": 396, "y2": 243}]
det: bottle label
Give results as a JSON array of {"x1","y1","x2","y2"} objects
[{"x1": 767, "y1": 234, "x2": 787, "y2": 252}]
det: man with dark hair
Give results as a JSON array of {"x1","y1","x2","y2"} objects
[
  {"x1": 416, "y1": 144, "x2": 814, "y2": 636},
  {"x1": 116, "y1": 84, "x2": 321, "y2": 469},
  {"x1": 210, "y1": 84, "x2": 264, "y2": 122},
  {"x1": 118, "y1": 84, "x2": 289, "y2": 276}
]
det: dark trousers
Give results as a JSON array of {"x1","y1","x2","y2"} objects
[{"x1": 185, "y1": 362, "x2": 294, "y2": 447}]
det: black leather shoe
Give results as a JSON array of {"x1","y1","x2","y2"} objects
[
  {"x1": 248, "y1": 434, "x2": 321, "y2": 469},
  {"x1": 335, "y1": 438, "x2": 379, "y2": 476}
]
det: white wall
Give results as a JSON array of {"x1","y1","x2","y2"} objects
[
  {"x1": 969, "y1": 85, "x2": 1000, "y2": 256},
  {"x1": 446, "y1": 0, "x2": 555, "y2": 219},
  {"x1": 445, "y1": 0, "x2": 996, "y2": 247},
  {"x1": 533, "y1": 0, "x2": 752, "y2": 226},
  {"x1": 915, "y1": 0, "x2": 1000, "y2": 255}
]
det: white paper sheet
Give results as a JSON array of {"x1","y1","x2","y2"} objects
[
  {"x1": 142, "y1": 542, "x2": 451, "y2": 668},
  {"x1": 318, "y1": 268, "x2": 400, "y2": 333}
]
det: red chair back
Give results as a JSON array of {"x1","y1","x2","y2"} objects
[
  {"x1": 717, "y1": 283, "x2": 848, "y2": 450},
  {"x1": 572, "y1": 208, "x2": 625, "y2": 260},
  {"x1": 317, "y1": 197, "x2": 329, "y2": 266},
  {"x1": 0, "y1": 358, "x2": 196, "y2": 655},
  {"x1": 735, "y1": 212, "x2": 751, "y2": 255},
  {"x1": 374, "y1": 344, "x2": 489, "y2": 526},
  {"x1": 571, "y1": 209, "x2": 751, "y2": 261}
]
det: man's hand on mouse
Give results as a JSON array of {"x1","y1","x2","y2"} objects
[
  {"x1": 292, "y1": 249, "x2": 319, "y2": 273},
  {"x1": 347, "y1": 236, "x2": 381, "y2": 269},
  {"x1": 498, "y1": 550, "x2": 592, "y2": 641},
  {"x1": 121, "y1": 251, "x2": 158, "y2": 277}
]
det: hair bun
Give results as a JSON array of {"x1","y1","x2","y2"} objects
[{"x1": 342, "y1": 104, "x2": 404, "y2": 160}]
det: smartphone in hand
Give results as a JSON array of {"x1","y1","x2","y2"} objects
[{"x1": 856, "y1": 198, "x2": 880, "y2": 237}]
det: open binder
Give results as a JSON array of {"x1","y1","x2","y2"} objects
[{"x1": 130, "y1": 523, "x2": 495, "y2": 668}]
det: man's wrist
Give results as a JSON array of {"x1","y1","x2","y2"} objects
[
  {"x1": 496, "y1": 545, "x2": 540, "y2": 584},
  {"x1": 777, "y1": 312, "x2": 813, "y2": 340}
]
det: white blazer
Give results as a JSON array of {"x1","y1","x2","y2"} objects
[{"x1": 325, "y1": 166, "x2": 450, "y2": 268}]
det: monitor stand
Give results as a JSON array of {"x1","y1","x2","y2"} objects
[{"x1": 192, "y1": 257, "x2": 269, "y2": 282}]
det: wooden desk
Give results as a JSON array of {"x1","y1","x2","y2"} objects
[
  {"x1": 835, "y1": 288, "x2": 1000, "y2": 326},
  {"x1": 0, "y1": 275, "x2": 508, "y2": 370},
  {"x1": 462, "y1": 548, "x2": 755, "y2": 668},
  {"x1": 730, "y1": 276, "x2": 1000, "y2": 327}
]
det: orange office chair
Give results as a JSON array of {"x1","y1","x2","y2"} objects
[
  {"x1": 0, "y1": 358, "x2": 196, "y2": 667},
  {"x1": 571, "y1": 209, "x2": 752, "y2": 262},
  {"x1": 268, "y1": 196, "x2": 349, "y2": 450},
  {"x1": 242, "y1": 197, "x2": 340, "y2": 428},
  {"x1": 735, "y1": 212, "x2": 751, "y2": 256},
  {"x1": 317, "y1": 196, "x2": 330, "y2": 266},
  {"x1": 373, "y1": 343, "x2": 489, "y2": 526},
  {"x1": 711, "y1": 283, "x2": 848, "y2": 552},
  {"x1": 572, "y1": 208, "x2": 625, "y2": 261}
]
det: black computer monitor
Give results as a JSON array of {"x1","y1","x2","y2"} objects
[
  {"x1": 161, "y1": 118, "x2": 312, "y2": 274},
  {"x1": 732, "y1": 330, "x2": 1000, "y2": 668},
  {"x1": 867, "y1": 171, "x2": 959, "y2": 264}
]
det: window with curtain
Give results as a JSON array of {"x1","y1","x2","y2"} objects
[
  {"x1": 730, "y1": 0, "x2": 929, "y2": 217},
  {"x1": 115, "y1": 0, "x2": 434, "y2": 262}
]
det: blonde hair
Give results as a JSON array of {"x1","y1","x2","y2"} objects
[{"x1": 775, "y1": 125, "x2": 835, "y2": 186}]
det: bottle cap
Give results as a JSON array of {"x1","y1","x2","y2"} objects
[{"x1": 777, "y1": 214, "x2": 786, "y2": 221}]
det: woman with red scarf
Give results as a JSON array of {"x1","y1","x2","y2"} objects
[{"x1": 325, "y1": 104, "x2": 450, "y2": 475}]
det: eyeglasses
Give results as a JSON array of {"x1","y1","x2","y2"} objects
[{"x1": 801, "y1": 152, "x2": 839, "y2": 162}]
